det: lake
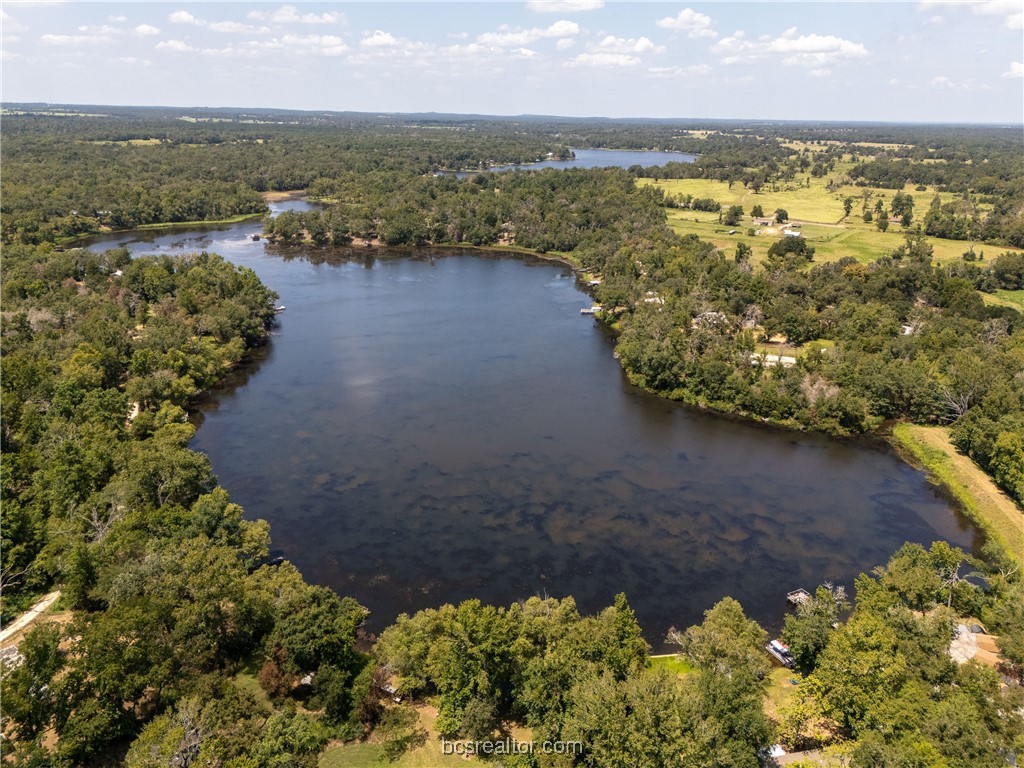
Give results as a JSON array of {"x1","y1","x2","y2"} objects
[
  {"x1": 441, "y1": 147, "x2": 697, "y2": 178},
  {"x1": 86, "y1": 204, "x2": 980, "y2": 647}
]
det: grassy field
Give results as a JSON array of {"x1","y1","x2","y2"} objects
[
  {"x1": 319, "y1": 741, "x2": 466, "y2": 768},
  {"x1": 764, "y1": 667, "x2": 803, "y2": 722},
  {"x1": 662, "y1": 199, "x2": 1022, "y2": 268},
  {"x1": 982, "y1": 289, "x2": 1024, "y2": 311},
  {"x1": 132, "y1": 212, "x2": 265, "y2": 230},
  {"x1": 650, "y1": 653, "x2": 697, "y2": 676},
  {"x1": 319, "y1": 704, "x2": 469, "y2": 768},
  {"x1": 891, "y1": 424, "x2": 1024, "y2": 566}
]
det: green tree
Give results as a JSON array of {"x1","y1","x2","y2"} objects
[{"x1": 781, "y1": 584, "x2": 850, "y2": 673}]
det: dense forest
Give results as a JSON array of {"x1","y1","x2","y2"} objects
[{"x1": 1, "y1": 106, "x2": 1023, "y2": 767}]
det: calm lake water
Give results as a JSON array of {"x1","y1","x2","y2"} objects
[
  {"x1": 442, "y1": 147, "x2": 697, "y2": 178},
  {"x1": 87, "y1": 202, "x2": 979, "y2": 647}
]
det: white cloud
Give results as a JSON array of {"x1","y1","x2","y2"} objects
[
  {"x1": 807, "y1": 68, "x2": 832, "y2": 78},
  {"x1": 568, "y1": 51, "x2": 640, "y2": 67},
  {"x1": 280, "y1": 33, "x2": 348, "y2": 55},
  {"x1": 929, "y1": 14, "x2": 945, "y2": 25},
  {"x1": 556, "y1": 37, "x2": 575, "y2": 50},
  {"x1": 927, "y1": 74, "x2": 989, "y2": 90},
  {"x1": 134, "y1": 24, "x2": 160, "y2": 36},
  {"x1": 1003, "y1": 60, "x2": 1024, "y2": 78},
  {"x1": 2, "y1": 34, "x2": 20, "y2": 44},
  {"x1": 208, "y1": 21, "x2": 269, "y2": 34},
  {"x1": 108, "y1": 15, "x2": 127, "y2": 23},
  {"x1": 970, "y1": 0, "x2": 1023, "y2": 29},
  {"x1": 1, "y1": 49, "x2": 19, "y2": 60},
  {"x1": 169, "y1": 10, "x2": 202, "y2": 25},
  {"x1": 917, "y1": 0, "x2": 1021, "y2": 29},
  {"x1": 155, "y1": 39, "x2": 193, "y2": 53},
  {"x1": 647, "y1": 63, "x2": 712, "y2": 77},
  {"x1": 478, "y1": 20, "x2": 579, "y2": 46},
  {"x1": 40, "y1": 33, "x2": 112, "y2": 45},
  {"x1": 250, "y1": 5, "x2": 345, "y2": 25},
  {"x1": 526, "y1": 0, "x2": 603, "y2": 11},
  {"x1": 656, "y1": 8, "x2": 716, "y2": 38},
  {"x1": 1, "y1": 9, "x2": 27, "y2": 32},
  {"x1": 714, "y1": 28, "x2": 868, "y2": 67},
  {"x1": 592, "y1": 35, "x2": 663, "y2": 54},
  {"x1": 361, "y1": 30, "x2": 398, "y2": 47},
  {"x1": 511, "y1": 47, "x2": 538, "y2": 59}
]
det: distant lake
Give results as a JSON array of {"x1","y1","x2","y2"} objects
[
  {"x1": 441, "y1": 147, "x2": 696, "y2": 178},
  {"x1": 86, "y1": 207, "x2": 980, "y2": 648}
]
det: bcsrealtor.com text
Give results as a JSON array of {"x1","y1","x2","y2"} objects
[{"x1": 441, "y1": 738, "x2": 583, "y2": 756}]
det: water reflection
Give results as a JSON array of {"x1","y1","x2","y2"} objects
[{"x1": 88, "y1": 211, "x2": 980, "y2": 648}]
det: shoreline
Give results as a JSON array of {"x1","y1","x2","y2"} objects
[
  {"x1": 890, "y1": 423, "x2": 1023, "y2": 565},
  {"x1": 85, "y1": 204, "x2": 1014, "y2": 567}
]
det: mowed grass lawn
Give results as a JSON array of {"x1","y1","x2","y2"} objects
[
  {"x1": 982, "y1": 289, "x2": 1024, "y2": 311},
  {"x1": 662, "y1": 199, "x2": 1023, "y2": 268}
]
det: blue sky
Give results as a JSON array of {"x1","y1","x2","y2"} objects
[{"x1": 2, "y1": 1, "x2": 1021, "y2": 122}]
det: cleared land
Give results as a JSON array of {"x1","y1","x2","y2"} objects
[
  {"x1": 892, "y1": 424, "x2": 1024, "y2": 565},
  {"x1": 982, "y1": 289, "x2": 1024, "y2": 311},
  {"x1": 649, "y1": 176, "x2": 1023, "y2": 269}
]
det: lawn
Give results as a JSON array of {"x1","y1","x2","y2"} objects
[
  {"x1": 650, "y1": 653, "x2": 696, "y2": 676},
  {"x1": 891, "y1": 424, "x2": 1024, "y2": 566},
  {"x1": 764, "y1": 667, "x2": 803, "y2": 722},
  {"x1": 982, "y1": 289, "x2": 1024, "y2": 311},
  {"x1": 664, "y1": 206, "x2": 1023, "y2": 269}
]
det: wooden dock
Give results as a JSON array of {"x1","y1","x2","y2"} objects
[{"x1": 787, "y1": 588, "x2": 811, "y2": 607}]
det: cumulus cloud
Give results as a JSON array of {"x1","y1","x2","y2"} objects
[
  {"x1": 134, "y1": 24, "x2": 160, "y2": 36},
  {"x1": 592, "y1": 35, "x2": 664, "y2": 54},
  {"x1": 526, "y1": 0, "x2": 603, "y2": 11},
  {"x1": 208, "y1": 21, "x2": 269, "y2": 34},
  {"x1": 656, "y1": 8, "x2": 716, "y2": 38},
  {"x1": 556, "y1": 37, "x2": 575, "y2": 50},
  {"x1": 714, "y1": 28, "x2": 868, "y2": 67},
  {"x1": 917, "y1": 0, "x2": 1022, "y2": 29},
  {"x1": 568, "y1": 51, "x2": 640, "y2": 67},
  {"x1": 478, "y1": 20, "x2": 579, "y2": 46},
  {"x1": 1, "y1": 9, "x2": 27, "y2": 32},
  {"x1": 167, "y1": 12, "x2": 269, "y2": 34},
  {"x1": 360, "y1": 30, "x2": 398, "y2": 47},
  {"x1": 279, "y1": 33, "x2": 348, "y2": 55},
  {"x1": 155, "y1": 38, "x2": 194, "y2": 53},
  {"x1": 969, "y1": 0, "x2": 1023, "y2": 29},
  {"x1": 1003, "y1": 60, "x2": 1023, "y2": 78},
  {"x1": 40, "y1": 32, "x2": 112, "y2": 45},
  {"x1": 248, "y1": 5, "x2": 345, "y2": 25},
  {"x1": 169, "y1": 10, "x2": 202, "y2": 25},
  {"x1": 646, "y1": 63, "x2": 712, "y2": 77}
]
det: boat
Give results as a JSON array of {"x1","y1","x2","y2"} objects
[
  {"x1": 766, "y1": 639, "x2": 795, "y2": 668},
  {"x1": 580, "y1": 305, "x2": 603, "y2": 315},
  {"x1": 251, "y1": 233, "x2": 261, "y2": 241},
  {"x1": 273, "y1": 305, "x2": 287, "y2": 313}
]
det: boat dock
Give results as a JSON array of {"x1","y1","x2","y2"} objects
[{"x1": 787, "y1": 588, "x2": 811, "y2": 607}]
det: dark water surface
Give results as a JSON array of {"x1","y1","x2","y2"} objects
[
  {"x1": 88, "y1": 205, "x2": 979, "y2": 647},
  {"x1": 464, "y1": 147, "x2": 697, "y2": 175}
]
